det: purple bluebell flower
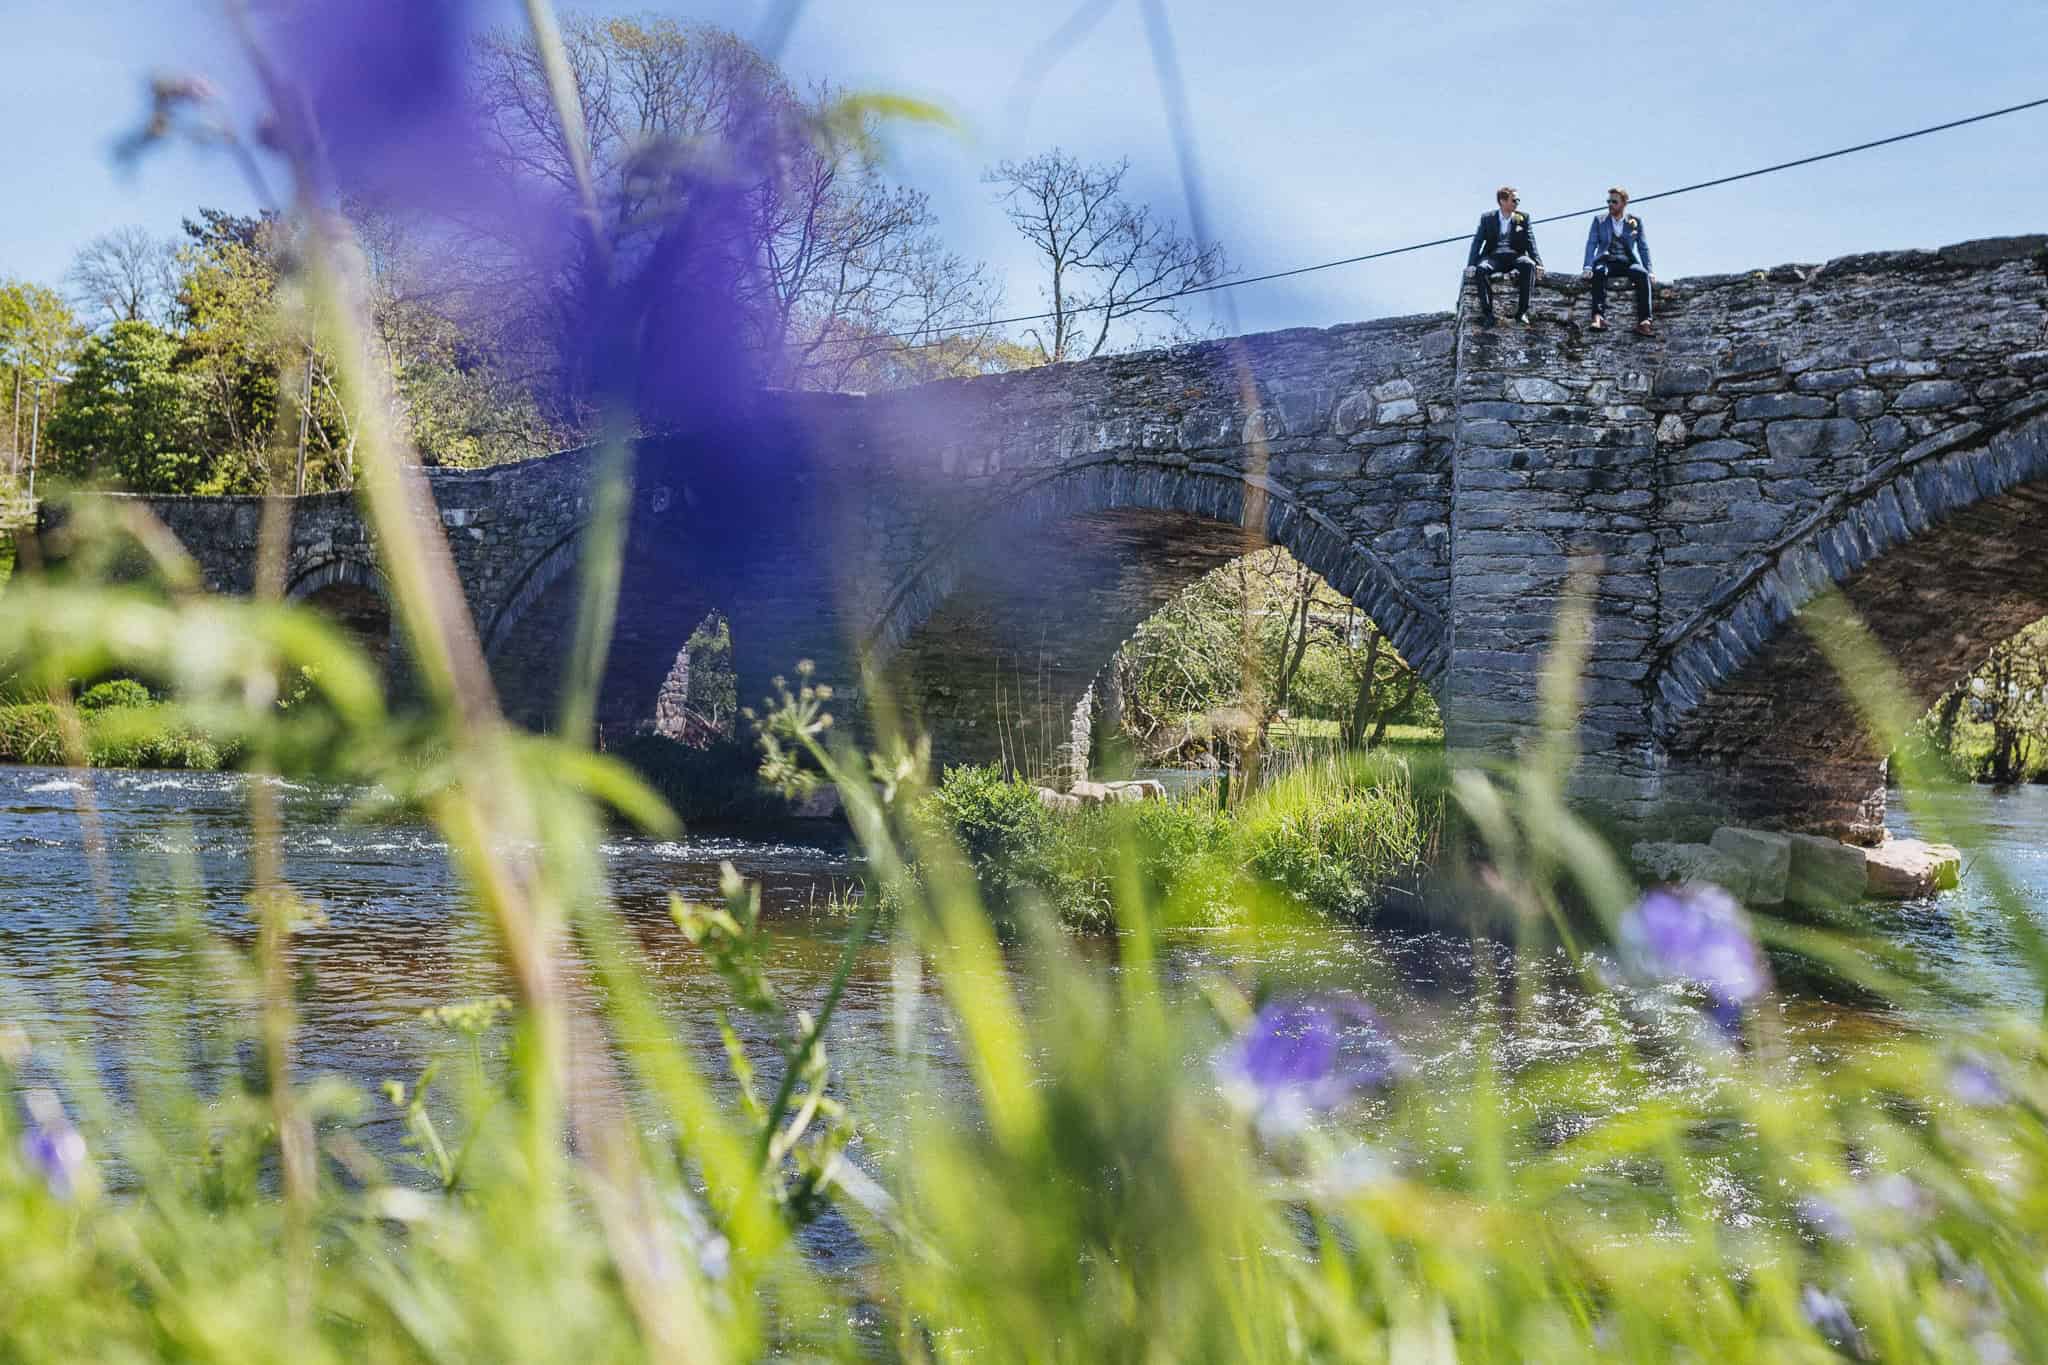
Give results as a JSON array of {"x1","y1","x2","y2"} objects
[
  {"x1": 1800, "y1": 1286, "x2": 1864, "y2": 1355},
  {"x1": 1217, "y1": 995, "x2": 1407, "y2": 1133},
  {"x1": 19, "y1": 1090, "x2": 92, "y2": 1201},
  {"x1": 1619, "y1": 883, "x2": 1769, "y2": 1034},
  {"x1": 1794, "y1": 1194, "x2": 1851, "y2": 1242},
  {"x1": 1947, "y1": 1051, "x2": 2009, "y2": 1108}
]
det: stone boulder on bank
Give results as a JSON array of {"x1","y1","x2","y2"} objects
[
  {"x1": 1637, "y1": 825, "x2": 1953, "y2": 908},
  {"x1": 1037, "y1": 779, "x2": 1166, "y2": 813},
  {"x1": 1632, "y1": 841, "x2": 1757, "y2": 900},
  {"x1": 1708, "y1": 827, "x2": 1790, "y2": 905},
  {"x1": 1864, "y1": 837, "x2": 1962, "y2": 899},
  {"x1": 1786, "y1": 832, "x2": 1868, "y2": 909}
]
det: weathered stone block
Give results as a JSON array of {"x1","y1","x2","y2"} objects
[
  {"x1": 1735, "y1": 393, "x2": 1832, "y2": 420},
  {"x1": 1864, "y1": 838, "x2": 1961, "y2": 899},
  {"x1": 1709, "y1": 827, "x2": 1790, "y2": 905},
  {"x1": 1508, "y1": 377, "x2": 1569, "y2": 403},
  {"x1": 1766, "y1": 418, "x2": 1861, "y2": 462},
  {"x1": 1891, "y1": 379, "x2": 1968, "y2": 411},
  {"x1": 1652, "y1": 364, "x2": 1713, "y2": 396},
  {"x1": 1786, "y1": 833, "x2": 1868, "y2": 909},
  {"x1": 1632, "y1": 841, "x2": 1754, "y2": 899}
]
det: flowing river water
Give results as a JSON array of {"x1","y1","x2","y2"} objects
[{"x1": 3, "y1": 763, "x2": 2046, "y2": 1243}]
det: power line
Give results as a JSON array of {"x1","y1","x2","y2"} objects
[{"x1": 834, "y1": 93, "x2": 2048, "y2": 352}]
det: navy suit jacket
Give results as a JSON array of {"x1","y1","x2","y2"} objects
[
  {"x1": 1467, "y1": 211, "x2": 1542, "y2": 268},
  {"x1": 1583, "y1": 213, "x2": 1653, "y2": 274}
]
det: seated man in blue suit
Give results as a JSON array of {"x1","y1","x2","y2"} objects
[
  {"x1": 1582, "y1": 187, "x2": 1654, "y2": 335},
  {"x1": 1465, "y1": 186, "x2": 1542, "y2": 327}
]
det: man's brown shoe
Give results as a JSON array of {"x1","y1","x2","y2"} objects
[
  {"x1": 1589, "y1": 314, "x2": 1606, "y2": 331},
  {"x1": 1634, "y1": 320, "x2": 1656, "y2": 337}
]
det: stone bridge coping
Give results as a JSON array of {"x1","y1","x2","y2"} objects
[{"x1": 72, "y1": 233, "x2": 2039, "y2": 512}]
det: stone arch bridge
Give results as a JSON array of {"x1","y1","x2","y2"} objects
[{"x1": 89, "y1": 235, "x2": 2048, "y2": 842}]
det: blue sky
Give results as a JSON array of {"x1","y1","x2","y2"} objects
[{"x1": 4, "y1": 0, "x2": 2046, "y2": 335}]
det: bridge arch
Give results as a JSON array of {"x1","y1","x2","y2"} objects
[
  {"x1": 480, "y1": 528, "x2": 588, "y2": 662},
  {"x1": 1654, "y1": 409, "x2": 2048, "y2": 839},
  {"x1": 284, "y1": 557, "x2": 406, "y2": 690},
  {"x1": 860, "y1": 456, "x2": 1449, "y2": 775},
  {"x1": 866, "y1": 456, "x2": 1449, "y2": 681}
]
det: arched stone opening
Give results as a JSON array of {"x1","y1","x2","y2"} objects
[
  {"x1": 868, "y1": 463, "x2": 1445, "y2": 780},
  {"x1": 286, "y1": 559, "x2": 400, "y2": 689},
  {"x1": 1656, "y1": 414, "x2": 2048, "y2": 841},
  {"x1": 483, "y1": 530, "x2": 726, "y2": 744},
  {"x1": 1094, "y1": 545, "x2": 1440, "y2": 781},
  {"x1": 646, "y1": 611, "x2": 738, "y2": 746}
]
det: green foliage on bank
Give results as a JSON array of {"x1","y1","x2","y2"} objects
[
  {"x1": 921, "y1": 748, "x2": 1443, "y2": 928},
  {"x1": 0, "y1": 697, "x2": 231, "y2": 769}
]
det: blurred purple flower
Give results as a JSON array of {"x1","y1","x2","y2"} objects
[
  {"x1": 1801, "y1": 1286, "x2": 1865, "y2": 1356},
  {"x1": 262, "y1": 2, "x2": 784, "y2": 432},
  {"x1": 19, "y1": 1090, "x2": 92, "y2": 1201},
  {"x1": 271, "y1": 0, "x2": 483, "y2": 212},
  {"x1": 1619, "y1": 883, "x2": 1769, "y2": 1034},
  {"x1": 1794, "y1": 1194, "x2": 1851, "y2": 1242},
  {"x1": 1948, "y1": 1051, "x2": 2009, "y2": 1108},
  {"x1": 1218, "y1": 995, "x2": 1407, "y2": 1133}
]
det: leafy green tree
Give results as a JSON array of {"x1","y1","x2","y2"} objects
[
  {"x1": 175, "y1": 210, "x2": 295, "y2": 491},
  {"x1": 0, "y1": 280, "x2": 84, "y2": 480},
  {"x1": 1112, "y1": 547, "x2": 1433, "y2": 772},
  {"x1": 42, "y1": 321, "x2": 203, "y2": 492}
]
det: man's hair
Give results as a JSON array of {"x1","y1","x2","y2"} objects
[
  {"x1": 1608, "y1": 186, "x2": 1630, "y2": 204},
  {"x1": 1496, "y1": 186, "x2": 1518, "y2": 202}
]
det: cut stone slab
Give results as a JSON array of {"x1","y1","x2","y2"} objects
[
  {"x1": 1036, "y1": 786, "x2": 1083, "y2": 813},
  {"x1": 1787, "y1": 833, "x2": 1868, "y2": 909},
  {"x1": 1102, "y1": 779, "x2": 1166, "y2": 803},
  {"x1": 1709, "y1": 827, "x2": 1791, "y2": 905},
  {"x1": 1632, "y1": 841, "x2": 1753, "y2": 900},
  {"x1": 1864, "y1": 837, "x2": 1962, "y2": 899}
]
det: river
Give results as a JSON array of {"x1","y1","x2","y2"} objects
[{"x1": 3, "y1": 764, "x2": 2045, "y2": 1228}]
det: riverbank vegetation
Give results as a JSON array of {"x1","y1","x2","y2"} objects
[
  {"x1": 924, "y1": 748, "x2": 1444, "y2": 928},
  {"x1": 0, "y1": 678, "x2": 231, "y2": 769}
]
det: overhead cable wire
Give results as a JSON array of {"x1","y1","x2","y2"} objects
[{"x1": 826, "y1": 93, "x2": 2048, "y2": 351}]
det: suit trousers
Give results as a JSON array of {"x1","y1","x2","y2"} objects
[
  {"x1": 1591, "y1": 256, "x2": 1651, "y2": 322},
  {"x1": 1474, "y1": 251, "x2": 1535, "y2": 319}
]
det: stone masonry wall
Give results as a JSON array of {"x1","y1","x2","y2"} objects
[{"x1": 1443, "y1": 234, "x2": 2048, "y2": 838}]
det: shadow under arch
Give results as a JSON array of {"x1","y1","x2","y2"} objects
[
  {"x1": 285, "y1": 557, "x2": 401, "y2": 684},
  {"x1": 858, "y1": 457, "x2": 1449, "y2": 775},
  {"x1": 1653, "y1": 409, "x2": 2048, "y2": 839}
]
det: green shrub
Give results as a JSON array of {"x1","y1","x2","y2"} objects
[
  {"x1": 919, "y1": 763, "x2": 1054, "y2": 894},
  {"x1": 77, "y1": 678, "x2": 154, "y2": 713},
  {"x1": 81, "y1": 705, "x2": 226, "y2": 770},
  {"x1": 0, "y1": 702, "x2": 65, "y2": 764},
  {"x1": 919, "y1": 758, "x2": 1440, "y2": 929}
]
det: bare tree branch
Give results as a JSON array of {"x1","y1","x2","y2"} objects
[
  {"x1": 67, "y1": 226, "x2": 180, "y2": 330},
  {"x1": 984, "y1": 150, "x2": 1233, "y2": 363}
]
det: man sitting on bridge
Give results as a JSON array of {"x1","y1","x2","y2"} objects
[
  {"x1": 1582, "y1": 186, "x2": 1655, "y2": 336},
  {"x1": 1465, "y1": 186, "x2": 1543, "y2": 328}
]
